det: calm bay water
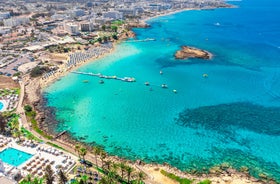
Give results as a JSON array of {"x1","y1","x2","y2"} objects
[{"x1": 45, "y1": 0, "x2": 280, "y2": 180}]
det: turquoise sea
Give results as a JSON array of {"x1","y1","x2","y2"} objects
[{"x1": 45, "y1": 0, "x2": 280, "y2": 180}]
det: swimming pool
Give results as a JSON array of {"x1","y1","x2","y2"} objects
[
  {"x1": 0, "y1": 101, "x2": 3, "y2": 111},
  {"x1": 0, "y1": 148, "x2": 33, "y2": 166}
]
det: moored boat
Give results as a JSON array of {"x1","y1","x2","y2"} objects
[
  {"x1": 161, "y1": 84, "x2": 168, "y2": 88},
  {"x1": 203, "y1": 73, "x2": 208, "y2": 78}
]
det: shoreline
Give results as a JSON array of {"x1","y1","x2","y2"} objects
[
  {"x1": 141, "y1": 5, "x2": 236, "y2": 23},
  {"x1": 23, "y1": 4, "x2": 273, "y2": 184},
  {"x1": 39, "y1": 43, "x2": 116, "y2": 89}
]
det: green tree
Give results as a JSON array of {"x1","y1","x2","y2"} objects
[
  {"x1": 97, "y1": 37, "x2": 102, "y2": 43},
  {"x1": 104, "y1": 160, "x2": 112, "y2": 171},
  {"x1": 79, "y1": 174, "x2": 88, "y2": 184},
  {"x1": 100, "y1": 149, "x2": 107, "y2": 168},
  {"x1": 101, "y1": 25, "x2": 106, "y2": 31},
  {"x1": 57, "y1": 169, "x2": 68, "y2": 184},
  {"x1": 20, "y1": 176, "x2": 44, "y2": 184},
  {"x1": 111, "y1": 25, "x2": 118, "y2": 32},
  {"x1": 0, "y1": 113, "x2": 7, "y2": 133},
  {"x1": 12, "y1": 129, "x2": 22, "y2": 141},
  {"x1": 44, "y1": 165, "x2": 55, "y2": 184},
  {"x1": 107, "y1": 170, "x2": 117, "y2": 183},
  {"x1": 92, "y1": 146, "x2": 101, "y2": 168},
  {"x1": 79, "y1": 147, "x2": 87, "y2": 161},
  {"x1": 75, "y1": 144, "x2": 81, "y2": 158},
  {"x1": 33, "y1": 177, "x2": 44, "y2": 184},
  {"x1": 24, "y1": 105, "x2": 33, "y2": 112},
  {"x1": 136, "y1": 171, "x2": 146, "y2": 184},
  {"x1": 112, "y1": 34, "x2": 118, "y2": 40},
  {"x1": 119, "y1": 162, "x2": 126, "y2": 181},
  {"x1": 125, "y1": 165, "x2": 134, "y2": 183},
  {"x1": 102, "y1": 36, "x2": 108, "y2": 43},
  {"x1": 98, "y1": 175, "x2": 110, "y2": 184}
]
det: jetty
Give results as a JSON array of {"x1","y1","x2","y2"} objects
[
  {"x1": 124, "y1": 38, "x2": 156, "y2": 43},
  {"x1": 71, "y1": 71, "x2": 136, "y2": 82},
  {"x1": 54, "y1": 130, "x2": 68, "y2": 139}
]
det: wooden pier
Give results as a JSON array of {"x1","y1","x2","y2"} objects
[{"x1": 71, "y1": 71, "x2": 136, "y2": 82}]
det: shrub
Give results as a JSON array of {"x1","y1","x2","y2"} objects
[
  {"x1": 30, "y1": 66, "x2": 49, "y2": 77},
  {"x1": 198, "y1": 179, "x2": 211, "y2": 184},
  {"x1": 24, "y1": 105, "x2": 32, "y2": 112},
  {"x1": 160, "y1": 170, "x2": 193, "y2": 184}
]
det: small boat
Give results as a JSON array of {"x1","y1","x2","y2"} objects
[
  {"x1": 145, "y1": 82, "x2": 150, "y2": 86},
  {"x1": 83, "y1": 80, "x2": 89, "y2": 83},
  {"x1": 173, "y1": 89, "x2": 177, "y2": 93},
  {"x1": 99, "y1": 80, "x2": 104, "y2": 84},
  {"x1": 160, "y1": 70, "x2": 163, "y2": 75},
  {"x1": 161, "y1": 84, "x2": 168, "y2": 88},
  {"x1": 203, "y1": 73, "x2": 208, "y2": 78}
]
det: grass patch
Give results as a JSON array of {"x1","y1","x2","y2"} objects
[
  {"x1": 24, "y1": 106, "x2": 53, "y2": 140},
  {"x1": 160, "y1": 170, "x2": 193, "y2": 184},
  {"x1": 198, "y1": 179, "x2": 211, "y2": 184},
  {"x1": 21, "y1": 127, "x2": 43, "y2": 142},
  {"x1": 46, "y1": 142, "x2": 65, "y2": 151},
  {"x1": 95, "y1": 166, "x2": 105, "y2": 174}
]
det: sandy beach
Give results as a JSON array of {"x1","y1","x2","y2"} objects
[
  {"x1": 39, "y1": 44, "x2": 115, "y2": 89},
  {"x1": 21, "y1": 5, "x2": 272, "y2": 184}
]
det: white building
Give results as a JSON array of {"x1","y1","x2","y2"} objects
[
  {"x1": 103, "y1": 11, "x2": 123, "y2": 20},
  {"x1": 3, "y1": 17, "x2": 30, "y2": 27},
  {"x1": 64, "y1": 23, "x2": 79, "y2": 35},
  {"x1": 117, "y1": 8, "x2": 135, "y2": 17}
]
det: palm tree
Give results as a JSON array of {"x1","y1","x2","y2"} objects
[
  {"x1": 137, "y1": 171, "x2": 146, "y2": 184},
  {"x1": 12, "y1": 128, "x2": 22, "y2": 141},
  {"x1": 107, "y1": 170, "x2": 117, "y2": 183},
  {"x1": 92, "y1": 146, "x2": 101, "y2": 167},
  {"x1": 118, "y1": 162, "x2": 126, "y2": 181},
  {"x1": 100, "y1": 150, "x2": 107, "y2": 168},
  {"x1": 79, "y1": 147, "x2": 87, "y2": 161},
  {"x1": 79, "y1": 174, "x2": 88, "y2": 184},
  {"x1": 104, "y1": 160, "x2": 112, "y2": 171},
  {"x1": 111, "y1": 162, "x2": 118, "y2": 172},
  {"x1": 20, "y1": 176, "x2": 44, "y2": 184},
  {"x1": 10, "y1": 118, "x2": 19, "y2": 131},
  {"x1": 75, "y1": 144, "x2": 81, "y2": 158},
  {"x1": 26, "y1": 174, "x2": 32, "y2": 182},
  {"x1": 125, "y1": 165, "x2": 134, "y2": 183},
  {"x1": 57, "y1": 169, "x2": 68, "y2": 184},
  {"x1": 98, "y1": 175, "x2": 110, "y2": 184},
  {"x1": 33, "y1": 177, "x2": 44, "y2": 184},
  {"x1": 44, "y1": 165, "x2": 55, "y2": 184}
]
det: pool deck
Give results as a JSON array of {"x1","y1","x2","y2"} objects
[{"x1": 0, "y1": 136, "x2": 78, "y2": 180}]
